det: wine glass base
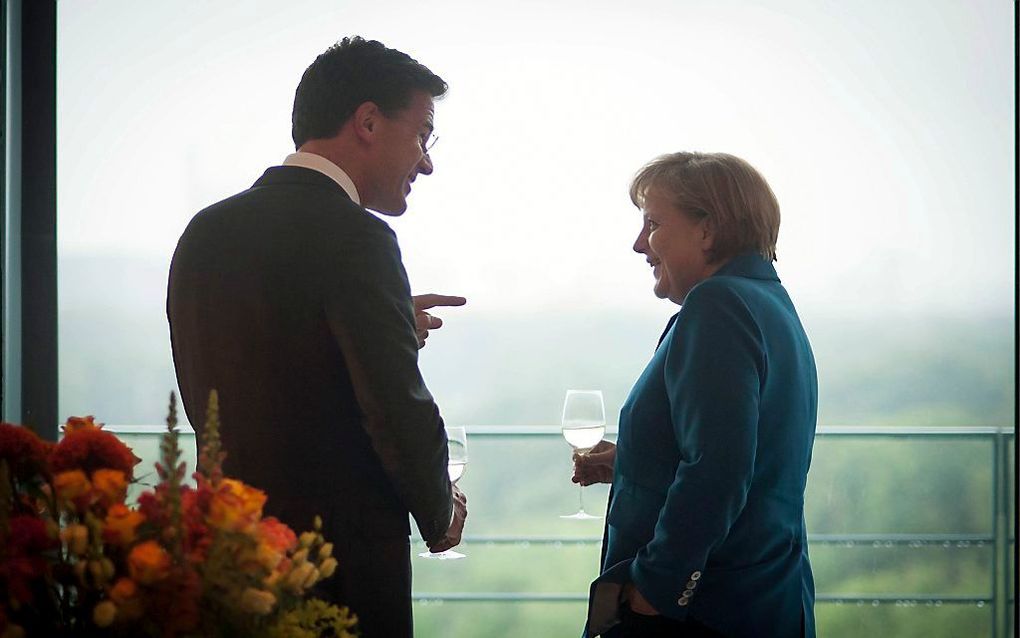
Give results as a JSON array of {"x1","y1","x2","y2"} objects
[
  {"x1": 560, "y1": 511, "x2": 603, "y2": 520},
  {"x1": 418, "y1": 549, "x2": 467, "y2": 560}
]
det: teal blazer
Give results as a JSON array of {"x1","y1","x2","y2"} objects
[{"x1": 586, "y1": 253, "x2": 818, "y2": 638}]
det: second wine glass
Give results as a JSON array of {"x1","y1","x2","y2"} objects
[
  {"x1": 560, "y1": 390, "x2": 605, "y2": 520},
  {"x1": 419, "y1": 426, "x2": 468, "y2": 560}
]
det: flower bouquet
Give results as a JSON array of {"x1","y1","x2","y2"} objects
[{"x1": 0, "y1": 391, "x2": 358, "y2": 638}]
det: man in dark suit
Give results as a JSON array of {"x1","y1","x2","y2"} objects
[{"x1": 167, "y1": 36, "x2": 466, "y2": 638}]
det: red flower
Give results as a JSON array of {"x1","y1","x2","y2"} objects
[
  {"x1": 0, "y1": 422, "x2": 52, "y2": 480},
  {"x1": 147, "y1": 567, "x2": 202, "y2": 635},
  {"x1": 0, "y1": 515, "x2": 58, "y2": 604},
  {"x1": 136, "y1": 484, "x2": 214, "y2": 562},
  {"x1": 7, "y1": 514, "x2": 57, "y2": 554},
  {"x1": 50, "y1": 425, "x2": 139, "y2": 479},
  {"x1": 180, "y1": 485, "x2": 213, "y2": 562}
]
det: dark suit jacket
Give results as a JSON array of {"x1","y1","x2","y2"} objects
[
  {"x1": 167, "y1": 166, "x2": 453, "y2": 549},
  {"x1": 587, "y1": 253, "x2": 817, "y2": 638}
]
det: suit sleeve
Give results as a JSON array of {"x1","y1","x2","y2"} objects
[
  {"x1": 630, "y1": 281, "x2": 764, "y2": 619},
  {"x1": 320, "y1": 218, "x2": 453, "y2": 545}
]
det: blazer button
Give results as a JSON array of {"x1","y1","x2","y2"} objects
[
  {"x1": 685, "y1": 580, "x2": 697, "y2": 590},
  {"x1": 678, "y1": 597, "x2": 690, "y2": 607},
  {"x1": 691, "y1": 571, "x2": 702, "y2": 581},
  {"x1": 682, "y1": 589, "x2": 694, "y2": 598}
]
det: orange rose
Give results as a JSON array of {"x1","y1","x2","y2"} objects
[
  {"x1": 103, "y1": 504, "x2": 145, "y2": 546},
  {"x1": 63, "y1": 415, "x2": 101, "y2": 434},
  {"x1": 92, "y1": 469, "x2": 127, "y2": 508},
  {"x1": 208, "y1": 478, "x2": 266, "y2": 532},
  {"x1": 53, "y1": 470, "x2": 92, "y2": 509},
  {"x1": 109, "y1": 577, "x2": 138, "y2": 604},
  {"x1": 257, "y1": 517, "x2": 298, "y2": 553},
  {"x1": 127, "y1": 540, "x2": 171, "y2": 584},
  {"x1": 109, "y1": 577, "x2": 144, "y2": 622}
]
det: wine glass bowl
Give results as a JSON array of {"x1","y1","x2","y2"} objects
[
  {"x1": 419, "y1": 426, "x2": 468, "y2": 560},
  {"x1": 446, "y1": 426, "x2": 468, "y2": 483},
  {"x1": 560, "y1": 390, "x2": 605, "y2": 520}
]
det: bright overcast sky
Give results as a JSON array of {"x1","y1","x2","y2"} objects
[{"x1": 57, "y1": 0, "x2": 1015, "y2": 321}]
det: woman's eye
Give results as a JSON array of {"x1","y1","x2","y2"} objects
[{"x1": 648, "y1": 220, "x2": 660, "y2": 231}]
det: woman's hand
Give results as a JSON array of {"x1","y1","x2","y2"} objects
[
  {"x1": 623, "y1": 583, "x2": 660, "y2": 615},
  {"x1": 571, "y1": 440, "x2": 616, "y2": 485}
]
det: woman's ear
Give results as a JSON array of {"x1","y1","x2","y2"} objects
[{"x1": 699, "y1": 216, "x2": 716, "y2": 252}]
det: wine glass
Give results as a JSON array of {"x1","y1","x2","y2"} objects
[
  {"x1": 419, "y1": 426, "x2": 468, "y2": 560},
  {"x1": 560, "y1": 390, "x2": 605, "y2": 520}
]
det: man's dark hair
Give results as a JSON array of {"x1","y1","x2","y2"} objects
[{"x1": 292, "y1": 36, "x2": 447, "y2": 148}]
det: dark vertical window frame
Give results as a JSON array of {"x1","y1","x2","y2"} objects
[
  {"x1": 1, "y1": 0, "x2": 23, "y2": 427},
  {"x1": 3, "y1": 0, "x2": 56, "y2": 440}
]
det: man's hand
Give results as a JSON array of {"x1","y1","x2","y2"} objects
[
  {"x1": 427, "y1": 484, "x2": 467, "y2": 553},
  {"x1": 572, "y1": 440, "x2": 616, "y2": 486},
  {"x1": 412, "y1": 294, "x2": 467, "y2": 349},
  {"x1": 623, "y1": 583, "x2": 660, "y2": 616}
]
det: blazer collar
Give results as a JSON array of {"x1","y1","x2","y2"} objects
[
  {"x1": 655, "y1": 253, "x2": 777, "y2": 351},
  {"x1": 712, "y1": 252, "x2": 780, "y2": 282},
  {"x1": 252, "y1": 165, "x2": 354, "y2": 202}
]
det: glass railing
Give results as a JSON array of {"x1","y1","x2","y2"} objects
[{"x1": 110, "y1": 424, "x2": 1015, "y2": 638}]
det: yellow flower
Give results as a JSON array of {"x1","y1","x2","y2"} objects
[
  {"x1": 299, "y1": 531, "x2": 317, "y2": 548},
  {"x1": 263, "y1": 570, "x2": 283, "y2": 588},
  {"x1": 239, "y1": 587, "x2": 277, "y2": 616},
  {"x1": 91, "y1": 468, "x2": 127, "y2": 507},
  {"x1": 103, "y1": 504, "x2": 145, "y2": 546},
  {"x1": 60, "y1": 523, "x2": 90, "y2": 556},
  {"x1": 319, "y1": 542, "x2": 334, "y2": 559},
  {"x1": 93, "y1": 600, "x2": 117, "y2": 627},
  {"x1": 303, "y1": 565, "x2": 320, "y2": 588},
  {"x1": 53, "y1": 470, "x2": 91, "y2": 507},
  {"x1": 284, "y1": 562, "x2": 316, "y2": 592},
  {"x1": 88, "y1": 559, "x2": 111, "y2": 586},
  {"x1": 208, "y1": 478, "x2": 266, "y2": 532},
  {"x1": 128, "y1": 540, "x2": 171, "y2": 585},
  {"x1": 320, "y1": 557, "x2": 338, "y2": 579},
  {"x1": 255, "y1": 541, "x2": 284, "y2": 572}
]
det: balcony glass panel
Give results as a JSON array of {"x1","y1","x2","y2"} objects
[{"x1": 116, "y1": 425, "x2": 1013, "y2": 637}]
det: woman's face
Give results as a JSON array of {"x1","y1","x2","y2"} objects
[{"x1": 632, "y1": 189, "x2": 717, "y2": 305}]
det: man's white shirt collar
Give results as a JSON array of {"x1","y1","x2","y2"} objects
[{"x1": 282, "y1": 152, "x2": 361, "y2": 205}]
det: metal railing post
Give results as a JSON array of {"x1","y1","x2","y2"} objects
[{"x1": 991, "y1": 433, "x2": 1000, "y2": 637}]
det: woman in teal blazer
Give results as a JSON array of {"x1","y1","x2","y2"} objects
[{"x1": 577, "y1": 152, "x2": 817, "y2": 638}]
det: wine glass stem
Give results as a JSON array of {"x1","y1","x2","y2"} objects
[{"x1": 578, "y1": 484, "x2": 585, "y2": 513}]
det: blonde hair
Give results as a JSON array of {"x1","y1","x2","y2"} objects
[{"x1": 629, "y1": 152, "x2": 780, "y2": 262}]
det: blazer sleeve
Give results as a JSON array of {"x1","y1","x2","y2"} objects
[
  {"x1": 320, "y1": 217, "x2": 453, "y2": 545},
  {"x1": 630, "y1": 280, "x2": 764, "y2": 619}
]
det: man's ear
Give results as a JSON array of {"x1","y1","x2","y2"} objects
[{"x1": 351, "y1": 101, "x2": 382, "y2": 142}]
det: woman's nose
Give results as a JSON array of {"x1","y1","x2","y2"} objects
[{"x1": 633, "y1": 230, "x2": 648, "y2": 254}]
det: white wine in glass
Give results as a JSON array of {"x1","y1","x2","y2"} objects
[
  {"x1": 560, "y1": 390, "x2": 605, "y2": 520},
  {"x1": 419, "y1": 426, "x2": 468, "y2": 560}
]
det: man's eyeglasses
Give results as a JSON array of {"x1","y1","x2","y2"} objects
[{"x1": 422, "y1": 133, "x2": 439, "y2": 154}]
